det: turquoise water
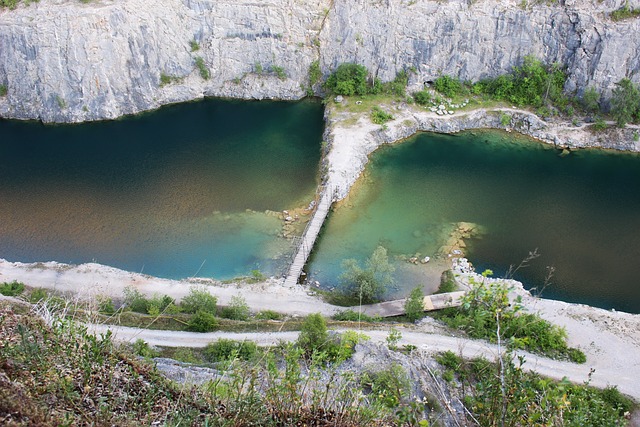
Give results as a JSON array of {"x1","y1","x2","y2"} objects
[
  {"x1": 0, "y1": 99, "x2": 323, "y2": 279},
  {"x1": 308, "y1": 130, "x2": 640, "y2": 314}
]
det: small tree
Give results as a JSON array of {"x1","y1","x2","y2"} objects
[
  {"x1": 433, "y1": 75, "x2": 463, "y2": 98},
  {"x1": 181, "y1": 286, "x2": 217, "y2": 314},
  {"x1": 610, "y1": 78, "x2": 640, "y2": 127},
  {"x1": 404, "y1": 286, "x2": 425, "y2": 322},
  {"x1": 297, "y1": 313, "x2": 330, "y2": 355},
  {"x1": 581, "y1": 86, "x2": 601, "y2": 114},
  {"x1": 340, "y1": 246, "x2": 395, "y2": 303}
]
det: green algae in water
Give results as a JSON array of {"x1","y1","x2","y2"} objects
[
  {"x1": 308, "y1": 130, "x2": 640, "y2": 314},
  {"x1": 0, "y1": 99, "x2": 323, "y2": 280}
]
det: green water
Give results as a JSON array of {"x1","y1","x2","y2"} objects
[
  {"x1": 0, "y1": 99, "x2": 323, "y2": 279},
  {"x1": 308, "y1": 131, "x2": 640, "y2": 314}
]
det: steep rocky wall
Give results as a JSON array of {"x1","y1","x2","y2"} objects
[
  {"x1": 0, "y1": 0, "x2": 638, "y2": 122},
  {"x1": 0, "y1": 0, "x2": 330, "y2": 122},
  {"x1": 321, "y1": 0, "x2": 640, "y2": 95}
]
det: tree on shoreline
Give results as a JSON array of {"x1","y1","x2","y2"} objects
[
  {"x1": 339, "y1": 245, "x2": 395, "y2": 304},
  {"x1": 610, "y1": 78, "x2": 640, "y2": 127}
]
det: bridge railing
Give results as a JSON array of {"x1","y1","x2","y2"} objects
[{"x1": 284, "y1": 185, "x2": 336, "y2": 279}]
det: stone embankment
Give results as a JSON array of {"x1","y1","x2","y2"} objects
[{"x1": 0, "y1": 0, "x2": 639, "y2": 122}]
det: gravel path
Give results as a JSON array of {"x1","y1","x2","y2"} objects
[{"x1": 89, "y1": 322, "x2": 640, "y2": 401}]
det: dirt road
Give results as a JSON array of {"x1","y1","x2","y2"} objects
[{"x1": 89, "y1": 322, "x2": 640, "y2": 401}]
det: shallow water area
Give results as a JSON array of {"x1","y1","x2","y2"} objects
[
  {"x1": 308, "y1": 130, "x2": 640, "y2": 313},
  {"x1": 0, "y1": 99, "x2": 323, "y2": 280}
]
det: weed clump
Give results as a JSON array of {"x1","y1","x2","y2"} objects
[{"x1": 0, "y1": 280, "x2": 25, "y2": 296}]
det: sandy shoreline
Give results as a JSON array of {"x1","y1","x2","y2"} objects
[{"x1": 0, "y1": 259, "x2": 338, "y2": 316}]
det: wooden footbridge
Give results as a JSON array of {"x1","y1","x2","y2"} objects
[{"x1": 283, "y1": 187, "x2": 335, "y2": 287}]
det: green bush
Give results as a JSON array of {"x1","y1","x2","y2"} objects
[
  {"x1": 189, "y1": 40, "x2": 200, "y2": 51},
  {"x1": 500, "y1": 113, "x2": 511, "y2": 127},
  {"x1": 132, "y1": 339, "x2": 158, "y2": 358},
  {"x1": 404, "y1": 286, "x2": 425, "y2": 322},
  {"x1": 181, "y1": 286, "x2": 217, "y2": 314},
  {"x1": 271, "y1": 65, "x2": 287, "y2": 80},
  {"x1": 187, "y1": 310, "x2": 218, "y2": 332},
  {"x1": 324, "y1": 63, "x2": 369, "y2": 96},
  {"x1": 0, "y1": 84, "x2": 7, "y2": 96},
  {"x1": 370, "y1": 106, "x2": 394, "y2": 125},
  {"x1": 203, "y1": 339, "x2": 258, "y2": 362},
  {"x1": 581, "y1": 87, "x2": 601, "y2": 114},
  {"x1": 246, "y1": 269, "x2": 265, "y2": 283},
  {"x1": 600, "y1": 386, "x2": 634, "y2": 416},
  {"x1": 611, "y1": 2, "x2": 640, "y2": 20},
  {"x1": 438, "y1": 276, "x2": 580, "y2": 361},
  {"x1": 0, "y1": 0, "x2": 19, "y2": 9},
  {"x1": 386, "y1": 70, "x2": 409, "y2": 97},
  {"x1": 568, "y1": 347, "x2": 587, "y2": 364},
  {"x1": 308, "y1": 60, "x2": 321, "y2": 86},
  {"x1": 592, "y1": 117, "x2": 608, "y2": 131},
  {"x1": 171, "y1": 347, "x2": 198, "y2": 364},
  {"x1": 432, "y1": 75, "x2": 464, "y2": 98},
  {"x1": 361, "y1": 364, "x2": 411, "y2": 408},
  {"x1": 413, "y1": 89, "x2": 431, "y2": 105},
  {"x1": 123, "y1": 287, "x2": 149, "y2": 313},
  {"x1": 436, "y1": 350, "x2": 463, "y2": 372},
  {"x1": 478, "y1": 56, "x2": 566, "y2": 109},
  {"x1": 332, "y1": 309, "x2": 377, "y2": 322},
  {"x1": 466, "y1": 356, "x2": 631, "y2": 426},
  {"x1": 146, "y1": 294, "x2": 175, "y2": 316},
  {"x1": 255, "y1": 310, "x2": 283, "y2": 320},
  {"x1": 159, "y1": 73, "x2": 181, "y2": 87},
  {"x1": 220, "y1": 295, "x2": 250, "y2": 321},
  {"x1": 194, "y1": 57, "x2": 210, "y2": 80},
  {"x1": 0, "y1": 281, "x2": 25, "y2": 296},
  {"x1": 97, "y1": 295, "x2": 115, "y2": 314},
  {"x1": 28, "y1": 288, "x2": 48, "y2": 303}
]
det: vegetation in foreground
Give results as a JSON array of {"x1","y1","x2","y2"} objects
[
  {"x1": 434, "y1": 271, "x2": 586, "y2": 363},
  {"x1": 1, "y1": 297, "x2": 634, "y2": 426},
  {"x1": 0, "y1": 300, "x2": 427, "y2": 426},
  {"x1": 436, "y1": 350, "x2": 634, "y2": 427}
]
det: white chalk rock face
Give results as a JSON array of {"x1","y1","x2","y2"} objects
[{"x1": 0, "y1": 0, "x2": 639, "y2": 122}]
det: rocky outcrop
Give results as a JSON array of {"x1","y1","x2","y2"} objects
[{"x1": 0, "y1": 0, "x2": 639, "y2": 122}]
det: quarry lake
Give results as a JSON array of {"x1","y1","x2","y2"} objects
[
  {"x1": 0, "y1": 99, "x2": 324, "y2": 280},
  {"x1": 1, "y1": 99, "x2": 639, "y2": 313},
  {"x1": 308, "y1": 130, "x2": 640, "y2": 314}
]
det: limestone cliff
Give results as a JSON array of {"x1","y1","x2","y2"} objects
[{"x1": 0, "y1": 0, "x2": 638, "y2": 122}]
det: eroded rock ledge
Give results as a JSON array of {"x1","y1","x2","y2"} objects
[{"x1": 0, "y1": 0, "x2": 639, "y2": 122}]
